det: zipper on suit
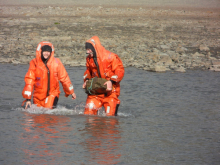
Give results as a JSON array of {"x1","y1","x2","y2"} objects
[{"x1": 44, "y1": 63, "x2": 50, "y2": 96}]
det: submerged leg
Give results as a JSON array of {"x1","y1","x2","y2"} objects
[
  {"x1": 52, "y1": 96, "x2": 59, "y2": 109},
  {"x1": 84, "y1": 97, "x2": 102, "y2": 115},
  {"x1": 115, "y1": 104, "x2": 120, "y2": 116},
  {"x1": 103, "y1": 97, "x2": 118, "y2": 116}
]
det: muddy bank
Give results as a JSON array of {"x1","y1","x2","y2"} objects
[{"x1": 0, "y1": 5, "x2": 220, "y2": 72}]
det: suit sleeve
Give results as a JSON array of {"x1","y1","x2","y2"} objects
[
  {"x1": 22, "y1": 60, "x2": 36, "y2": 99},
  {"x1": 57, "y1": 59, "x2": 74, "y2": 97},
  {"x1": 83, "y1": 58, "x2": 92, "y2": 82},
  {"x1": 110, "y1": 55, "x2": 124, "y2": 83}
]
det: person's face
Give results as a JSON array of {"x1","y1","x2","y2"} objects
[
  {"x1": 86, "y1": 49, "x2": 93, "y2": 57},
  {"x1": 42, "y1": 51, "x2": 51, "y2": 59}
]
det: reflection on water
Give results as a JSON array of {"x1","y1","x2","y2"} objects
[
  {"x1": 19, "y1": 109, "x2": 123, "y2": 165},
  {"x1": 1, "y1": 64, "x2": 220, "y2": 164},
  {"x1": 81, "y1": 117, "x2": 121, "y2": 165},
  {"x1": 18, "y1": 104, "x2": 125, "y2": 164},
  {"x1": 20, "y1": 113, "x2": 72, "y2": 165}
]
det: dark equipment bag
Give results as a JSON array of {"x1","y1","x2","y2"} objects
[{"x1": 85, "y1": 77, "x2": 108, "y2": 95}]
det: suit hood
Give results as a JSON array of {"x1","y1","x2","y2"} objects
[
  {"x1": 86, "y1": 36, "x2": 105, "y2": 60},
  {"x1": 36, "y1": 41, "x2": 55, "y2": 63},
  {"x1": 86, "y1": 36, "x2": 107, "y2": 78}
]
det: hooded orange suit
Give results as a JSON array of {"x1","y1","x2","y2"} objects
[
  {"x1": 22, "y1": 41, "x2": 74, "y2": 108},
  {"x1": 83, "y1": 36, "x2": 124, "y2": 116}
]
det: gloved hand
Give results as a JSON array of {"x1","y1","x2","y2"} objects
[
  {"x1": 82, "y1": 80, "x2": 88, "y2": 89},
  {"x1": 104, "y1": 81, "x2": 112, "y2": 91}
]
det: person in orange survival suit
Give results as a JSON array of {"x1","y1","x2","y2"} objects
[
  {"x1": 22, "y1": 41, "x2": 76, "y2": 109},
  {"x1": 82, "y1": 36, "x2": 124, "y2": 116}
]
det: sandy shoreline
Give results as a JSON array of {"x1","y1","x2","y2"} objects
[{"x1": 0, "y1": 2, "x2": 220, "y2": 72}]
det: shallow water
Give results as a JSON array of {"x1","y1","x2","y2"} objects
[{"x1": 0, "y1": 63, "x2": 220, "y2": 165}]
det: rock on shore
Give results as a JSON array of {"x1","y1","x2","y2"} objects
[{"x1": 0, "y1": 5, "x2": 220, "y2": 72}]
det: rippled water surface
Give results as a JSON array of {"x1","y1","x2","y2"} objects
[{"x1": 0, "y1": 63, "x2": 220, "y2": 165}]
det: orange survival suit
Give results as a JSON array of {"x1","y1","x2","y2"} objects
[
  {"x1": 22, "y1": 41, "x2": 74, "y2": 108},
  {"x1": 83, "y1": 36, "x2": 124, "y2": 116}
]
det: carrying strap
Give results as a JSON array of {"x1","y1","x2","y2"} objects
[
  {"x1": 93, "y1": 57, "x2": 101, "y2": 78},
  {"x1": 87, "y1": 78, "x2": 94, "y2": 95}
]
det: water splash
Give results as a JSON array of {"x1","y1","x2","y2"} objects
[
  {"x1": 14, "y1": 103, "x2": 132, "y2": 117},
  {"x1": 117, "y1": 112, "x2": 134, "y2": 117},
  {"x1": 15, "y1": 103, "x2": 85, "y2": 115}
]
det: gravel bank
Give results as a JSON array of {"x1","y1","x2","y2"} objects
[{"x1": 0, "y1": 4, "x2": 220, "y2": 72}]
